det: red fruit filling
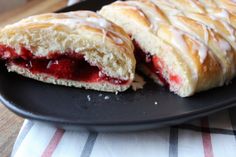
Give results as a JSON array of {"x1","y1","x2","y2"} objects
[
  {"x1": 0, "y1": 45, "x2": 128, "y2": 85},
  {"x1": 133, "y1": 42, "x2": 181, "y2": 86}
]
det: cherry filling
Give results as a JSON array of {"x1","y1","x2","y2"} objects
[
  {"x1": 133, "y1": 42, "x2": 181, "y2": 86},
  {"x1": 0, "y1": 45, "x2": 128, "y2": 85}
]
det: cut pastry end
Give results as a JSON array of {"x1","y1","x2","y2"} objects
[
  {"x1": 134, "y1": 42, "x2": 194, "y2": 97},
  {"x1": 0, "y1": 11, "x2": 136, "y2": 92},
  {"x1": 1, "y1": 45, "x2": 132, "y2": 92}
]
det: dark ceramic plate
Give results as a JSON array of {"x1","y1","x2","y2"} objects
[{"x1": 1, "y1": 0, "x2": 236, "y2": 132}]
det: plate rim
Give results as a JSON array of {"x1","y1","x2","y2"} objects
[
  {"x1": 1, "y1": 0, "x2": 236, "y2": 131},
  {"x1": 1, "y1": 92, "x2": 236, "y2": 126}
]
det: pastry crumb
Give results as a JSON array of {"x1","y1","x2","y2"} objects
[
  {"x1": 104, "y1": 96, "x2": 110, "y2": 100},
  {"x1": 131, "y1": 74, "x2": 146, "y2": 91},
  {"x1": 98, "y1": 93, "x2": 103, "y2": 97},
  {"x1": 87, "y1": 95, "x2": 91, "y2": 101}
]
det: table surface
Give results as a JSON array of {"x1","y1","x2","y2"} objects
[{"x1": 0, "y1": 0, "x2": 68, "y2": 156}]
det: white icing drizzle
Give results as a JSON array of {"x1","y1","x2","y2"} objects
[
  {"x1": 209, "y1": 14, "x2": 217, "y2": 20},
  {"x1": 169, "y1": 16, "x2": 208, "y2": 45},
  {"x1": 213, "y1": 9, "x2": 230, "y2": 23},
  {"x1": 102, "y1": 29, "x2": 107, "y2": 44},
  {"x1": 150, "y1": 0, "x2": 183, "y2": 16},
  {"x1": 174, "y1": 10, "x2": 183, "y2": 16},
  {"x1": 220, "y1": 20, "x2": 236, "y2": 42},
  {"x1": 154, "y1": 16, "x2": 165, "y2": 23},
  {"x1": 67, "y1": 18, "x2": 125, "y2": 45},
  {"x1": 127, "y1": 1, "x2": 168, "y2": 33},
  {"x1": 218, "y1": 39, "x2": 232, "y2": 53},
  {"x1": 119, "y1": 5, "x2": 146, "y2": 18},
  {"x1": 83, "y1": 17, "x2": 126, "y2": 45},
  {"x1": 152, "y1": 0, "x2": 174, "y2": 8},
  {"x1": 108, "y1": 30, "x2": 127, "y2": 45},
  {"x1": 209, "y1": 27, "x2": 218, "y2": 42},
  {"x1": 66, "y1": 11, "x2": 112, "y2": 28},
  {"x1": 110, "y1": 36, "x2": 124, "y2": 44},
  {"x1": 171, "y1": 27, "x2": 189, "y2": 53},
  {"x1": 171, "y1": 27, "x2": 207, "y2": 63},
  {"x1": 199, "y1": 0, "x2": 217, "y2": 7},
  {"x1": 192, "y1": 14, "x2": 236, "y2": 43},
  {"x1": 150, "y1": 24, "x2": 159, "y2": 33},
  {"x1": 47, "y1": 17, "x2": 112, "y2": 30},
  {"x1": 86, "y1": 17, "x2": 111, "y2": 28},
  {"x1": 188, "y1": 0, "x2": 205, "y2": 13},
  {"x1": 169, "y1": 27, "x2": 199, "y2": 81},
  {"x1": 198, "y1": 42, "x2": 208, "y2": 63},
  {"x1": 138, "y1": 10, "x2": 146, "y2": 18},
  {"x1": 202, "y1": 25, "x2": 209, "y2": 44},
  {"x1": 144, "y1": 9, "x2": 165, "y2": 32},
  {"x1": 16, "y1": 11, "x2": 127, "y2": 46}
]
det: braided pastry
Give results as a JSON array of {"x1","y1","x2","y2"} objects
[{"x1": 99, "y1": 0, "x2": 236, "y2": 96}]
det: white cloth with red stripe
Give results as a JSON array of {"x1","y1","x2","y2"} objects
[{"x1": 11, "y1": 108, "x2": 236, "y2": 157}]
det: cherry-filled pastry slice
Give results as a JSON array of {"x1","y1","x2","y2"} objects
[
  {"x1": 0, "y1": 11, "x2": 136, "y2": 92},
  {"x1": 100, "y1": 0, "x2": 236, "y2": 97}
]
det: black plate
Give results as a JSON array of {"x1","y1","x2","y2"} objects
[{"x1": 1, "y1": 0, "x2": 236, "y2": 132}]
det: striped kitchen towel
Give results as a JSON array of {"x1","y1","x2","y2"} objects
[{"x1": 11, "y1": 107, "x2": 236, "y2": 157}]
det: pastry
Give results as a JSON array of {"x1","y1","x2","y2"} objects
[
  {"x1": 99, "y1": 0, "x2": 236, "y2": 97},
  {"x1": 0, "y1": 11, "x2": 136, "y2": 92},
  {"x1": 150, "y1": 0, "x2": 236, "y2": 83},
  {"x1": 213, "y1": 0, "x2": 236, "y2": 14}
]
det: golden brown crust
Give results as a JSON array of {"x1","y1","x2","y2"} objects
[
  {"x1": 214, "y1": 0, "x2": 236, "y2": 14},
  {"x1": 109, "y1": 1, "x2": 152, "y2": 28},
  {"x1": 100, "y1": 0, "x2": 236, "y2": 96},
  {"x1": 157, "y1": 24, "x2": 223, "y2": 91},
  {"x1": 0, "y1": 11, "x2": 133, "y2": 57},
  {"x1": 147, "y1": 1, "x2": 236, "y2": 82}
]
